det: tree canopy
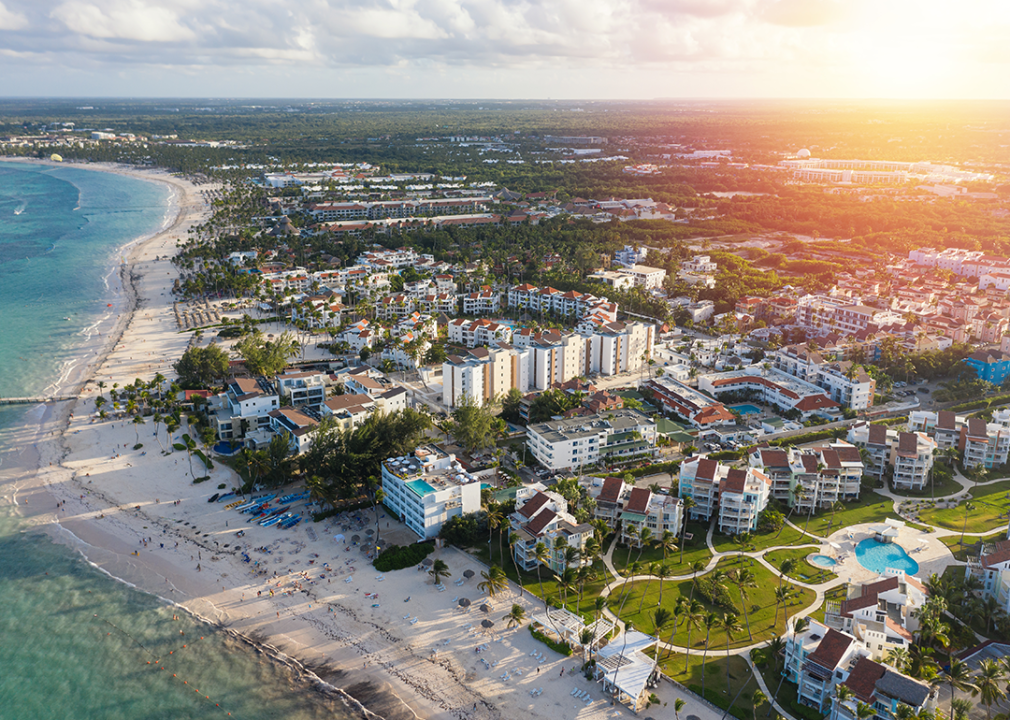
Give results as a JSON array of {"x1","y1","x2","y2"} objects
[
  {"x1": 173, "y1": 345, "x2": 230, "y2": 388},
  {"x1": 234, "y1": 331, "x2": 300, "y2": 377}
]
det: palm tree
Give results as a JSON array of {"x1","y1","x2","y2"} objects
[
  {"x1": 636, "y1": 527, "x2": 654, "y2": 567},
  {"x1": 855, "y1": 702, "x2": 877, "y2": 720},
  {"x1": 506, "y1": 603, "x2": 526, "y2": 629},
  {"x1": 174, "y1": 433, "x2": 198, "y2": 480},
  {"x1": 651, "y1": 607, "x2": 673, "y2": 672},
  {"x1": 659, "y1": 530, "x2": 677, "y2": 563},
  {"x1": 428, "y1": 559, "x2": 450, "y2": 585},
  {"x1": 624, "y1": 525, "x2": 639, "y2": 572},
  {"x1": 486, "y1": 504, "x2": 504, "y2": 562},
  {"x1": 689, "y1": 560, "x2": 706, "y2": 600},
  {"x1": 833, "y1": 683, "x2": 854, "y2": 720},
  {"x1": 579, "y1": 627, "x2": 595, "y2": 662},
  {"x1": 655, "y1": 563, "x2": 671, "y2": 608},
  {"x1": 960, "y1": 501, "x2": 977, "y2": 544},
  {"x1": 616, "y1": 561, "x2": 641, "y2": 620},
  {"x1": 637, "y1": 562, "x2": 660, "y2": 614},
  {"x1": 779, "y1": 559, "x2": 797, "y2": 589},
  {"x1": 507, "y1": 532, "x2": 525, "y2": 598},
  {"x1": 886, "y1": 647, "x2": 910, "y2": 673},
  {"x1": 674, "y1": 697, "x2": 687, "y2": 720},
  {"x1": 730, "y1": 568, "x2": 758, "y2": 641},
  {"x1": 723, "y1": 612, "x2": 742, "y2": 694},
  {"x1": 700, "y1": 612, "x2": 722, "y2": 699},
  {"x1": 974, "y1": 658, "x2": 1005, "y2": 720},
  {"x1": 534, "y1": 542, "x2": 551, "y2": 611},
  {"x1": 774, "y1": 586, "x2": 793, "y2": 627},
  {"x1": 478, "y1": 565, "x2": 507, "y2": 599},
  {"x1": 946, "y1": 658, "x2": 977, "y2": 720},
  {"x1": 680, "y1": 498, "x2": 696, "y2": 564},
  {"x1": 950, "y1": 699, "x2": 973, "y2": 720},
  {"x1": 682, "y1": 599, "x2": 705, "y2": 671},
  {"x1": 132, "y1": 415, "x2": 145, "y2": 445}
]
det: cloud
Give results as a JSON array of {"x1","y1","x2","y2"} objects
[
  {"x1": 50, "y1": 0, "x2": 195, "y2": 42},
  {"x1": 760, "y1": 0, "x2": 845, "y2": 28},
  {"x1": 0, "y1": 1, "x2": 27, "y2": 29}
]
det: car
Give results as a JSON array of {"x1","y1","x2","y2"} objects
[{"x1": 918, "y1": 388, "x2": 930, "y2": 394}]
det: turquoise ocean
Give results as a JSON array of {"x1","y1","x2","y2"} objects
[{"x1": 0, "y1": 162, "x2": 358, "y2": 720}]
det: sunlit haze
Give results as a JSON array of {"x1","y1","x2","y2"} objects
[{"x1": 0, "y1": 0, "x2": 1007, "y2": 98}]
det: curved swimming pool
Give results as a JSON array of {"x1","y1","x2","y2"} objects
[
  {"x1": 809, "y1": 554, "x2": 837, "y2": 568},
  {"x1": 855, "y1": 538, "x2": 919, "y2": 575}
]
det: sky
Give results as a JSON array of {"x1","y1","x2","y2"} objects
[{"x1": 1, "y1": 0, "x2": 1009, "y2": 99}]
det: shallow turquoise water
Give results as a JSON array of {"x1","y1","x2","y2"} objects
[
  {"x1": 809, "y1": 554, "x2": 837, "y2": 567},
  {"x1": 729, "y1": 404, "x2": 761, "y2": 415},
  {"x1": 855, "y1": 538, "x2": 919, "y2": 575},
  {"x1": 0, "y1": 163, "x2": 356, "y2": 720}
]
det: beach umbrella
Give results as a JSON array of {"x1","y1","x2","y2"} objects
[
  {"x1": 463, "y1": 569, "x2": 475, "y2": 579},
  {"x1": 480, "y1": 603, "x2": 491, "y2": 613},
  {"x1": 365, "y1": 529, "x2": 374, "y2": 536},
  {"x1": 351, "y1": 534, "x2": 360, "y2": 543},
  {"x1": 481, "y1": 619, "x2": 494, "y2": 629},
  {"x1": 458, "y1": 598, "x2": 471, "y2": 608},
  {"x1": 333, "y1": 534, "x2": 345, "y2": 542},
  {"x1": 421, "y1": 558, "x2": 434, "y2": 567}
]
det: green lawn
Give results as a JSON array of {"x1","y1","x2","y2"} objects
[
  {"x1": 916, "y1": 479, "x2": 1010, "y2": 534},
  {"x1": 801, "y1": 492, "x2": 897, "y2": 538},
  {"x1": 763, "y1": 547, "x2": 838, "y2": 584},
  {"x1": 710, "y1": 523, "x2": 815, "y2": 554},
  {"x1": 939, "y1": 535, "x2": 980, "y2": 562},
  {"x1": 645, "y1": 650, "x2": 758, "y2": 720},
  {"x1": 811, "y1": 584, "x2": 847, "y2": 625},
  {"x1": 611, "y1": 521, "x2": 712, "y2": 577},
  {"x1": 613, "y1": 556, "x2": 816, "y2": 649},
  {"x1": 476, "y1": 543, "x2": 615, "y2": 623}
]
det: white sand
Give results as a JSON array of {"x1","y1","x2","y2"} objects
[{"x1": 5, "y1": 161, "x2": 649, "y2": 720}]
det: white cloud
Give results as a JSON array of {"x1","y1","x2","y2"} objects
[
  {"x1": 50, "y1": 0, "x2": 195, "y2": 43},
  {"x1": 0, "y1": 0, "x2": 27, "y2": 30}
]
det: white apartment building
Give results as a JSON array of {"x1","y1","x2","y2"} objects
[
  {"x1": 460, "y1": 287, "x2": 501, "y2": 315},
  {"x1": 681, "y1": 255, "x2": 717, "y2": 274},
  {"x1": 698, "y1": 366, "x2": 841, "y2": 418},
  {"x1": 525, "y1": 409, "x2": 657, "y2": 471},
  {"x1": 796, "y1": 296, "x2": 904, "y2": 336},
  {"x1": 846, "y1": 423, "x2": 900, "y2": 479},
  {"x1": 717, "y1": 467, "x2": 771, "y2": 535},
  {"x1": 275, "y1": 370, "x2": 329, "y2": 407},
  {"x1": 514, "y1": 330, "x2": 587, "y2": 390},
  {"x1": 579, "y1": 321, "x2": 655, "y2": 376},
  {"x1": 587, "y1": 270, "x2": 636, "y2": 290},
  {"x1": 210, "y1": 377, "x2": 280, "y2": 442},
  {"x1": 337, "y1": 319, "x2": 378, "y2": 352},
  {"x1": 446, "y1": 318, "x2": 513, "y2": 348},
  {"x1": 266, "y1": 407, "x2": 320, "y2": 454},
  {"x1": 381, "y1": 445, "x2": 482, "y2": 540},
  {"x1": 617, "y1": 264, "x2": 667, "y2": 290},
  {"x1": 583, "y1": 476, "x2": 683, "y2": 545},
  {"x1": 614, "y1": 244, "x2": 648, "y2": 267},
  {"x1": 965, "y1": 536, "x2": 1010, "y2": 615},
  {"x1": 320, "y1": 392, "x2": 377, "y2": 430},
  {"x1": 510, "y1": 485, "x2": 594, "y2": 573},
  {"x1": 678, "y1": 456, "x2": 726, "y2": 522},
  {"x1": 783, "y1": 622, "x2": 867, "y2": 713},
  {"x1": 748, "y1": 443, "x2": 864, "y2": 507},
  {"x1": 959, "y1": 411, "x2": 1010, "y2": 469},
  {"x1": 908, "y1": 410, "x2": 964, "y2": 449},
  {"x1": 773, "y1": 346, "x2": 877, "y2": 410},
  {"x1": 442, "y1": 345, "x2": 530, "y2": 408},
  {"x1": 823, "y1": 572, "x2": 927, "y2": 660},
  {"x1": 891, "y1": 432, "x2": 937, "y2": 491}
]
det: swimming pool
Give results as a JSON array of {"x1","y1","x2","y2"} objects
[
  {"x1": 406, "y1": 479, "x2": 437, "y2": 497},
  {"x1": 729, "y1": 404, "x2": 762, "y2": 415},
  {"x1": 855, "y1": 539, "x2": 919, "y2": 575},
  {"x1": 809, "y1": 554, "x2": 837, "y2": 567}
]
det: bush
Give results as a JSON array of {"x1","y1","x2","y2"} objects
[
  {"x1": 768, "y1": 428, "x2": 840, "y2": 447},
  {"x1": 696, "y1": 574, "x2": 738, "y2": 611},
  {"x1": 217, "y1": 483, "x2": 227, "y2": 489},
  {"x1": 132, "y1": 443, "x2": 143, "y2": 450},
  {"x1": 312, "y1": 499, "x2": 371, "y2": 522},
  {"x1": 373, "y1": 542, "x2": 435, "y2": 572},
  {"x1": 194, "y1": 449, "x2": 214, "y2": 470},
  {"x1": 439, "y1": 514, "x2": 483, "y2": 547},
  {"x1": 627, "y1": 461, "x2": 681, "y2": 478},
  {"x1": 530, "y1": 624, "x2": 573, "y2": 656},
  {"x1": 193, "y1": 476, "x2": 211, "y2": 484}
]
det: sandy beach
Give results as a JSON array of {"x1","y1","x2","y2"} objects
[{"x1": 2, "y1": 161, "x2": 661, "y2": 720}]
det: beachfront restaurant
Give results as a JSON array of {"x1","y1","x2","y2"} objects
[
  {"x1": 594, "y1": 630, "x2": 659, "y2": 713},
  {"x1": 531, "y1": 607, "x2": 615, "y2": 652}
]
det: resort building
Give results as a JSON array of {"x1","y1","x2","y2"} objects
[
  {"x1": 891, "y1": 432, "x2": 937, "y2": 492},
  {"x1": 380, "y1": 445, "x2": 482, "y2": 540},
  {"x1": 846, "y1": 423, "x2": 900, "y2": 478},
  {"x1": 643, "y1": 376, "x2": 736, "y2": 429},
  {"x1": 582, "y1": 476, "x2": 683, "y2": 544},
  {"x1": 265, "y1": 407, "x2": 320, "y2": 454},
  {"x1": 442, "y1": 345, "x2": 530, "y2": 409},
  {"x1": 959, "y1": 412, "x2": 1010, "y2": 469},
  {"x1": 593, "y1": 630, "x2": 660, "y2": 713},
  {"x1": 525, "y1": 409, "x2": 658, "y2": 471},
  {"x1": 320, "y1": 392, "x2": 377, "y2": 430},
  {"x1": 510, "y1": 485, "x2": 593, "y2": 573},
  {"x1": 833, "y1": 657, "x2": 933, "y2": 720},
  {"x1": 275, "y1": 370, "x2": 329, "y2": 407},
  {"x1": 772, "y1": 346, "x2": 877, "y2": 410},
  {"x1": 965, "y1": 538, "x2": 1010, "y2": 614},
  {"x1": 717, "y1": 467, "x2": 771, "y2": 535},
  {"x1": 679, "y1": 456, "x2": 771, "y2": 533},
  {"x1": 748, "y1": 443, "x2": 865, "y2": 508},
  {"x1": 965, "y1": 349, "x2": 1010, "y2": 386},
  {"x1": 578, "y1": 321, "x2": 655, "y2": 377},
  {"x1": 446, "y1": 318, "x2": 513, "y2": 348},
  {"x1": 783, "y1": 621, "x2": 867, "y2": 713},
  {"x1": 209, "y1": 377, "x2": 280, "y2": 443},
  {"x1": 907, "y1": 410, "x2": 965, "y2": 450},
  {"x1": 823, "y1": 572, "x2": 927, "y2": 660},
  {"x1": 616, "y1": 264, "x2": 667, "y2": 290},
  {"x1": 697, "y1": 366, "x2": 841, "y2": 419}
]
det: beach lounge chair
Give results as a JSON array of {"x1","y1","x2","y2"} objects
[
  {"x1": 403, "y1": 615, "x2": 411, "y2": 620},
  {"x1": 571, "y1": 688, "x2": 579, "y2": 696},
  {"x1": 410, "y1": 617, "x2": 418, "y2": 625},
  {"x1": 585, "y1": 698, "x2": 594, "y2": 706},
  {"x1": 345, "y1": 576, "x2": 353, "y2": 583}
]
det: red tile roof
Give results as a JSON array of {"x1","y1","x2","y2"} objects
[
  {"x1": 599, "y1": 477, "x2": 624, "y2": 504},
  {"x1": 807, "y1": 629, "x2": 854, "y2": 671},
  {"x1": 526, "y1": 508, "x2": 557, "y2": 536},
  {"x1": 844, "y1": 657, "x2": 887, "y2": 702},
  {"x1": 624, "y1": 487, "x2": 651, "y2": 514},
  {"x1": 518, "y1": 492, "x2": 550, "y2": 519},
  {"x1": 721, "y1": 468, "x2": 748, "y2": 495}
]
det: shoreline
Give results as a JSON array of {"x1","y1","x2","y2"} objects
[{"x1": 3, "y1": 158, "x2": 640, "y2": 720}]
